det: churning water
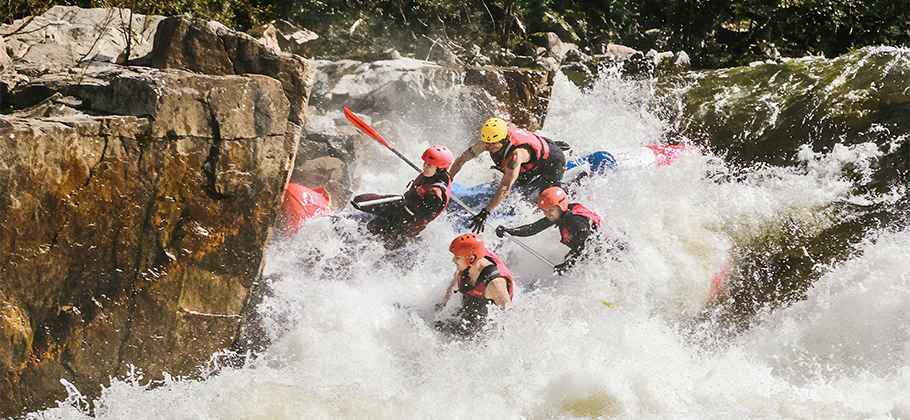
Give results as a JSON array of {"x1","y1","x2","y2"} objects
[{"x1": 31, "y1": 49, "x2": 909, "y2": 419}]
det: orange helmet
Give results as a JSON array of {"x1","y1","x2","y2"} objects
[
  {"x1": 538, "y1": 186, "x2": 569, "y2": 211},
  {"x1": 449, "y1": 233, "x2": 485, "y2": 263},
  {"x1": 421, "y1": 145, "x2": 454, "y2": 170}
]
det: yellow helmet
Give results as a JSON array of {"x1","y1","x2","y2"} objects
[{"x1": 480, "y1": 118, "x2": 508, "y2": 143}]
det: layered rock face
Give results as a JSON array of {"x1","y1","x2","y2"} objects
[
  {"x1": 314, "y1": 57, "x2": 553, "y2": 131},
  {"x1": 0, "y1": 6, "x2": 163, "y2": 69},
  {"x1": 0, "y1": 9, "x2": 314, "y2": 417}
]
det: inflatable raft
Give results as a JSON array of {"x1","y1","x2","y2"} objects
[
  {"x1": 277, "y1": 183, "x2": 332, "y2": 235},
  {"x1": 452, "y1": 144, "x2": 701, "y2": 203}
]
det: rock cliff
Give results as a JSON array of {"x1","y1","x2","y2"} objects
[{"x1": 0, "y1": 8, "x2": 312, "y2": 417}]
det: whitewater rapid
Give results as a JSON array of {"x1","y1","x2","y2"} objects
[{"x1": 31, "y1": 70, "x2": 909, "y2": 420}]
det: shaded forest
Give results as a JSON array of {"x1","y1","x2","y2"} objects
[{"x1": 3, "y1": 0, "x2": 908, "y2": 68}]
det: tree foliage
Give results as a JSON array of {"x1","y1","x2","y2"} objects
[{"x1": 3, "y1": 0, "x2": 907, "y2": 68}]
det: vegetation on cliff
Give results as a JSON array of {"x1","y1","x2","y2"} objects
[{"x1": 3, "y1": 0, "x2": 907, "y2": 68}]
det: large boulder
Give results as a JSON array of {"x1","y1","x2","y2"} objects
[
  {"x1": 594, "y1": 43, "x2": 641, "y2": 63},
  {"x1": 0, "y1": 7, "x2": 322, "y2": 415},
  {"x1": 0, "y1": 6, "x2": 163, "y2": 68},
  {"x1": 151, "y1": 16, "x2": 317, "y2": 126},
  {"x1": 315, "y1": 57, "x2": 554, "y2": 131},
  {"x1": 293, "y1": 112, "x2": 360, "y2": 205},
  {"x1": 530, "y1": 32, "x2": 577, "y2": 63},
  {"x1": 248, "y1": 20, "x2": 321, "y2": 58},
  {"x1": 0, "y1": 37, "x2": 10, "y2": 70},
  {"x1": 0, "y1": 66, "x2": 297, "y2": 417},
  {"x1": 462, "y1": 67, "x2": 554, "y2": 131}
]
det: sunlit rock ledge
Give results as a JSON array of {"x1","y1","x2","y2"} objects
[{"x1": 0, "y1": 9, "x2": 307, "y2": 417}]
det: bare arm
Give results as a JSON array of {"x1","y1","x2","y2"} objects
[
  {"x1": 441, "y1": 271, "x2": 460, "y2": 307},
  {"x1": 449, "y1": 142, "x2": 486, "y2": 180},
  {"x1": 484, "y1": 148, "x2": 529, "y2": 212},
  {"x1": 484, "y1": 277, "x2": 512, "y2": 309}
]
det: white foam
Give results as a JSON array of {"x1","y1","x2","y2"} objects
[{"x1": 31, "y1": 65, "x2": 909, "y2": 420}]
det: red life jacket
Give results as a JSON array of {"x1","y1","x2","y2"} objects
[
  {"x1": 559, "y1": 203, "x2": 601, "y2": 244},
  {"x1": 460, "y1": 247, "x2": 513, "y2": 300},
  {"x1": 493, "y1": 126, "x2": 551, "y2": 174},
  {"x1": 404, "y1": 173, "x2": 451, "y2": 220}
]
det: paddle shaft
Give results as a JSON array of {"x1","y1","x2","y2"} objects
[
  {"x1": 502, "y1": 231, "x2": 556, "y2": 267},
  {"x1": 448, "y1": 192, "x2": 556, "y2": 267},
  {"x1": 391, "y1": 148, "x2": 422, "y2": 172},
  {"x1": 356, "y1": 195, "x2": 404, "y2": 207}
]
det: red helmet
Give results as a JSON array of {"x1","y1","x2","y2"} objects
[
  {"x1": 422, "y1": 145, "x2": 454, "y2": 170},
  {"x1": 449, "y1": 233, "x2": 485, "y2": 263},
  {"x1": 538, "y1": 186, "x2": 569, "y2": 211}
]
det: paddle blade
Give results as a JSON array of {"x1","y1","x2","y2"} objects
[{"x1": 343, "y1": 107, "x2": 392, "y2": 150}]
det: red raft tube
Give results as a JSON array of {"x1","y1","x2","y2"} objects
[{"x1": 277, "y1": 183, "x2": 332, "y2": 235}]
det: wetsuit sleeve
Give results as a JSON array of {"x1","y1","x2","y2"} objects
[
  {"x1": 508, "y1": 217, "x2": 555, "y2": 237},
  {"x1": 561, "y1": 214, "x2": 594, "y2": 265}
]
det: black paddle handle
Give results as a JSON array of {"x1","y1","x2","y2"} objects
[{"x1": 392, "y1": 147, "x2": 422, "y2": 172}]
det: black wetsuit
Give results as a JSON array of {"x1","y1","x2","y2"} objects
[{"x1": 507, "y1": 203, "x2": 598, "y2": 267}]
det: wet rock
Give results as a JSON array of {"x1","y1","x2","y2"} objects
[
  {"x1": 0, "y1": 37, "x2": 10, "y2": 70},
  {"x1": 538, "y1": 56, "x2": 561, "y2": 72},
  {"x1": 509, "y1": 56, "x2": 540, "y2": 69},
  {"x1": 594, "y1": 43, "x2": 641, "y2": 63},
  {"x1": 415, "y1": 37, "x2": 461, "y2": 65},
  {"x1": 650, "y1": 50, "x2": 691, "y2": 73},
  {"x1": 672, "y1": 51, "x2": 691, "y2": 70},
  {"x1": 315, "y1": 57, "x2": 553, "y2": 131},
  {"x1": 293, "y1": 112, "x2": 360, "y2": 205},
  {"x1": 651, "y1": 50, "x2": 675, "y2": 68},
  {"x1": 462, "y1": 67, "x2": 553, "y2": 131},
  {"x1": 151, "y1": 17, "x2": 234, "y2": 75},
  {"x1": 248, "y1": 21, "x2": 283, "y2": 53},
  {"x1": 247, "y1": 20, "x2": 320, "y2": 58},
  {"x1": 318, "y1": 57, "x2": 455, "y2": 113},
  {"x1": 0, "y1": 292, "x2": 32, "y2": 370},
  {"x1": 1, "y1": 20, "x2": 305, "y2": 418},
  {"x1": 622, "y1": 28, "x2": 669, "y2": 52},
  {"x1": 4, "y1": 38, "x2": 30, "y2": 61},
  {"x1": 622, "y1": 49, "x2": 685, "y2": 76},
  {"x1": 0, "y1": 6, "x2": 163, "y2": 68},
  {"x1": 530, "y1": 32, "x2": 576, "y2": 63},
  {"x1": 623, "y1": 51, "x2": 654, "y2": 75},
  {"x1": 292, "y1": 156, "x2": 350, "y2": 204},
  {"x1": 466, "y1": 44, "x2": 492, "y2": 66},
  {"x1": 563, "y1": 47, "x2": 592, "y2": 66},
  {"x1": 152, "y1": 16, "x2": 317, "y2": 125}
]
